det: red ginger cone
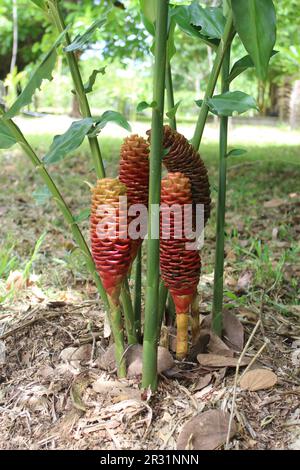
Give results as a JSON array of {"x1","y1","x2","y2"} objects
[
  {"x1": 160, "y1": 172, "x2": 201, "y2": 359},
  {"x1": 147, "y1": 125, "x2": 211, "y2": 226},
  {"x1": 90, "y1": 178, "x2": 131, "y2": 303},
  {"x1": 119, "y1": 134, "x2": 149, "y2": 260}
]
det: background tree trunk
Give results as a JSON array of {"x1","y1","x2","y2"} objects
[
  {"x1": 10, "y1": 0, "x2": 18, "y2": 74},
  {"x1": 290, "y1": 80, "x2": 300, "y2": 129}
]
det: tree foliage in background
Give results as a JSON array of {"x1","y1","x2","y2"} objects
[{"x1": 1, "y1": 0, "x2": 299, "y2": 120}]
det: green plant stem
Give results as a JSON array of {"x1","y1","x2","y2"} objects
[
  {"x1": 108, "y1": 295, "x2": 126, "y2": 378},
  {"x1": 133, "y1": 246, "x2": 142, "y2": 341},
  {"x1": 142, "y1": 0, "x2": 169, "y2": 391},
  {"x1": 165, "y1": 61, "x2": 176, "y2": 130},
  {"x1": 47, "y1": 0, "x2": 105, "y2": 179},
  {"x1": 1, "y1": 115, "x2": 109, "y2": 312},
  {"x1": 191, "y1": 11, "x2": 234, "y2": 151},
  {"x1": 157, "y1": 279, "x2": 168, "y2": 336},
  {"x1": 212, "y1": 6, "x2": 232, "y2": 336},
  {"x1": 120, "y1": 278, "x2": 138, "y2": 345}
]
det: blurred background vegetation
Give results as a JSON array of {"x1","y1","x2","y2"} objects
[{"x1": 0, "y1": 0, "x2": 300, "y2": 127}]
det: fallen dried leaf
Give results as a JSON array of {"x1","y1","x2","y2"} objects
[
  {"x1": 177, "y1": 410, "x2": 236, "y2": 450},
  {"x1": 127, "y1": 344, "x2": 174, "y2": 377},
  {"x1": 240, "y1": 369, "x2": 277, "y2": 391},
  {"x1": 93, "y1": 378, "x2": 141, "y2": 401},
  {"x1": 236, "y1": 271, "x2": 253, "y2": 294},
  {"x1": 197, "y1": 353, "x2": 249, "y2": 368},
  {"x1": 223, "y1": 310, "x2": 244, "y2": 351},
  {"x1": 263, "y1": 198, "x2": 285, "y2": 208},
  {"x1": 194, "y1": 373, "x2": 212, "y2": 391}
]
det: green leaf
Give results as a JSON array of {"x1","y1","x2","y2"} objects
[
  {"x1": 166, "y1": 100, "x2": 181, "y2": 119},
  {"x1": 231, "y1": 0, "x2": 276, "y2": 81},
  {"x1": 139, "y1": 0, "x2": 156, "y2": 35},
  {"x1": 227, "y1": 148, "x2": 247, "y2": 157},
  {"x1": 83, "y1": 68, "x2": 106, "y2": 94},
  {"x1": 0, "y1": 120, "x2": 17, "y2": 149},
  {"x1": 189, "y1": 1, "x2": 226, "y2": 39},
  {"x1": 228, "y1": 50, "x2": 278, "y2": 83},
  {"x1": 167, "y1": 18, "x2": 177, "y2": 60},
  {"x1": 32, "y1": 186, "x2": 51, "y2": 205},
  {"x1": 65, "y1": 18, "x2": 106, "y2": 52},
  {"x1": 136, "y1": 101, "x2": 156, "y2": 112},
  {"x1": 30, "y1": 0, "x2": 46, "y2": 10},
  {"x1": 4, "y1": 28, "x2": 69, "y2": 120},
  {"x1": 74, "y1": 208, "x2": 91, "y2": 223},
  {"x1": 44, "y1": 118, "x2": 93, "y2": 164},
  {"x1": 195, "y1": 99, "x2": 204, "y2": 108},
  {"x1": 90, "y1": 111, "x2": 131, "y2": 136},
  {"x1": 171, "y1": 6, "x2": 219, "y2": 48},
  {"x1": 206, "y1": 91, "x2": 258, "y2": 116}
]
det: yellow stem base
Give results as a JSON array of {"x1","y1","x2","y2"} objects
[{"x1": 176, "y1": 313, "x2": 189, "y2": 360}]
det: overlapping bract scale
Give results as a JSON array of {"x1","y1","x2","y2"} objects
[
  {"x1": 119, "y1": 134, "x2": 149, "y2": 260},
  {"x1": 90, "y1": 178, "x2": 131, "y2": 299},
  {"x1": 147, "y1": 125, "x2": 211, "y2": 225},
  {"x1": 160, "y1": 172, "x2": 201, "y2": 314}
]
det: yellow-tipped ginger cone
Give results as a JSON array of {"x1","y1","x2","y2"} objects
[
  {"x1": 90, "y1": 178, "x2": 131, "y2": 377},
  {"x1": 160, "y1": 172, "x2": 201, "y2": 359}
]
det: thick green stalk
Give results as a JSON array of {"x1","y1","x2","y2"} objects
[
  {"x1": 191, "y1": 11, "x2": 234, "y2": 151},
  {"x1": 212, "y1": 6, "x2": 232, "y2": 336},
  {"x1": 1, "y1": 115, "x2": 109, "y2": 312},
  {"x1": 108, "y1": 295, "x2": 126, "y2": 378},
  {"x1": 120, "y1": 278, "x2": 138, "y2": 345},
  {"x1": 142, "y1": 0, "x2": 169, "y2": 391},
  {"x1": 165, "y1": 61, "x2": 176, "y2": 130},
  {"x1": 47, "y1": 0, "x2": 105, "y2": 179},
  {"x1": 133, "y1": 247, "x2": 142, "y2": 341}
]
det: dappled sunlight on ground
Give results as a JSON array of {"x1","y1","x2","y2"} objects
[{"x1": 14, "y1": 115, "x2": 300, "y2": 148}]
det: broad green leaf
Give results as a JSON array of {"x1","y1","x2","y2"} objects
[
  {"x1": 90, "y1": 111, "x2": 131, "y2": 136},
  {"x1": 166, "y1": 101, "x2": 181, "y2": 119},
  {"x1": 206, "y1": 91, "x2": 258, "y2": 116},
  {"x1": 0, "y1": 120, "x2": 17, "y2": 149},
  {"x1": 4, "y1": 28, "x2": 69, "y2": 120},
  {"x1": 227, "y1": 148, "x2": 247, "y2": 157},
  {"x1": 189, "y1": 1, "x2": 225, "y2": 39},
  {"x1": 171, "y1": 6, "x2": 219, "y2": 48},
  {"x1": 228, "y1": 50, "x2": 278, "y2": 83},
  {"x1": 83, "y1": 68, "x2": 106, "y2": 94},
  {"x1": 32, "y1": 186, "x2": 51, "y2": 205},
  {"x1": 231, "y1": 0, "x2": 276, "y2": 81},
  {"x1": 136, "y1": 101, "x2": 156, "y2": 112},
  {"x1": 44, "y1": 118, "x2": 93, "y2": 164},
  {"x1": 65, "y1": 18, "x2": 106, "y2": 52},
  {"x1": 74, "y1": 208, "x2": 90, "y2": 223}
]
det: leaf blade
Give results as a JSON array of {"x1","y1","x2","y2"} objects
[
  {"x1": 231, "y1": 0, "x2": 276, "y2": 81},
  {"x1": 206, "y1": 91, "x2": 258, "y2": 116},
  {"x1": 0, "y1": 120, "x2": 17, "y2": 149},
  {"x1": 4, "y1": 28, "x2": 69, "y2": 119},
  {"x1": 44, "y1": 118, "x2": 94, "y2": 165},
  {"x1": 65, "y1": 18, "x2": 106, "y2": 52},
  {"x1": 83, "y1": 67, "x2": 106, "y2": 94}
]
